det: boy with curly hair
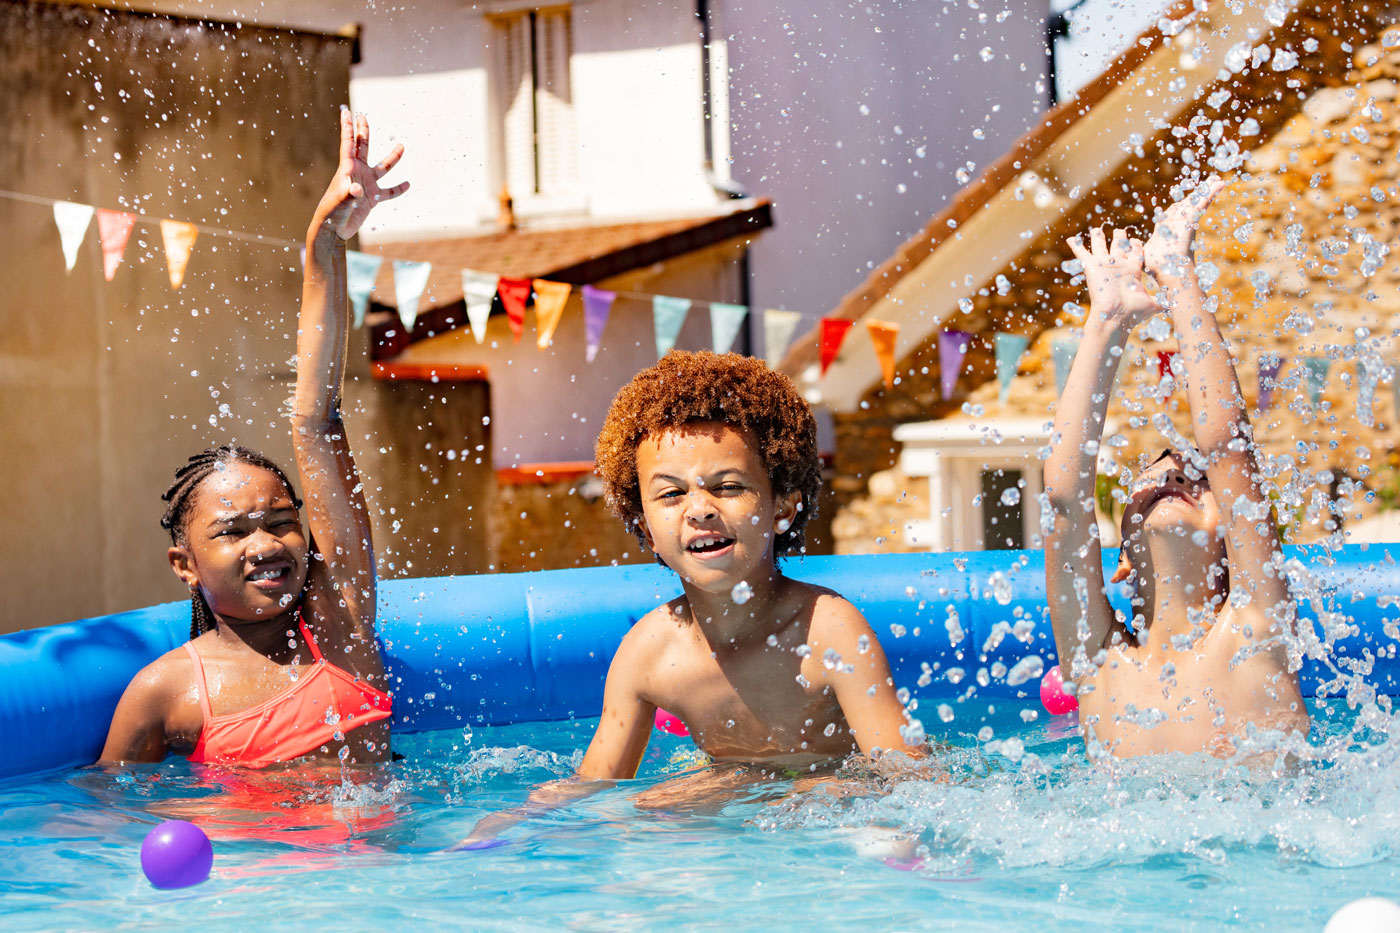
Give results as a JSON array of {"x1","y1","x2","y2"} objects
[
  {"x1": 580, "y1": 350, "x2": 924, "y2": 779},
  {"x1": 460, "y1": 352, "x2": 922, "y2": 847}
]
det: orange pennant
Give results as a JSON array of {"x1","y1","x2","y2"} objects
[
  {"x1": 866, "y1": 318, "x2": 900, "y2": 389},
  {"x1": 159, "y1": 219, "x2": 199, "y2": 289},
  {"x1": 497, "y1": 277, "x2": 532, "y2": 342},
  {"x1": 532, "y1": 280, "x2": 572, "y2": 349},
  {"x1": 97, "y1": 210, "x2": 137, "y2": 281},
  {"x1": 819, "y1": 318, "x2": 854, "y2": 376}
]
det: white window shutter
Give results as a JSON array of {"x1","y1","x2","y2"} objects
[
  {"x1": 534, "y1": 8, "x2": 577, "y2": 196},
  {"x1": 497, "y1": 13, "x2": 535, "y2": 196}
]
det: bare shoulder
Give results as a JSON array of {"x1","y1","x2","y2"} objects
[
  {"x1": 802, "y1": 584, "x2": 877, "y2": 647},
  {"x1": 615, "y1": 600, "x2": 689, "y2": 663},
  {"x1": 122, "y1": 644, "x2": 196, "y2": 707}
]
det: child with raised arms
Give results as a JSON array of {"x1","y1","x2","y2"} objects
[
  {"x1": 101, "y1": 110, "x2": 408, "y2": 767},
  {"x1": 1043, "y1": 177, "x2": 1310, "y2": 760},
  {"x1": 461, "y1": 351, "x2": 924, "y2": 844}
]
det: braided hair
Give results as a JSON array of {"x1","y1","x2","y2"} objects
[{"x1": 161, "y1": 446, "x2": 304, "y2": 640}]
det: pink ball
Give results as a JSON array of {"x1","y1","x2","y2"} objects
[
  {"x1": 1039, "y1": 665, "x2": 1078, "y2": 715},
  {"x1": 654, "y1": 708, "x2": 690, "y2": 737},
  {"x1": 140, "y1": 820, "x2": 212, "y2": 889}
]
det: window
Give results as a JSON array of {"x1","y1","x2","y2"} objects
[
  {"x1": 491, "y1": 6, "x2": 577, "y2": 199},
  {"x1": 979, "y1": 468, "x2": 1025, "y2": 550}
]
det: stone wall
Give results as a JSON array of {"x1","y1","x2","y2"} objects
[{"x1": 832, "y1": 9, "x2": 1400, "y2": 552}]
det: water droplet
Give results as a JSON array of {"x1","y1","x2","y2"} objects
[{"x1": 731, "y1": 580, "x2": 754, "y2": 604}]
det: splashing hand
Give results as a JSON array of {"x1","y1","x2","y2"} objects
[
  {"x1": 316, "y1": 108, "x2": 410, "y2": 240},
  {"x1": 1144, "y1": 175, "x2": 1227, "y2": 283},
  {"x1": 1066, "y1": 227, "x2": 1160, "y2": 330}
]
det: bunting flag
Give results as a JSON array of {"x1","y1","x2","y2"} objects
[
  {"x1": 994, "y1": 332, "x2": 1029, "y2": 402},
  {"x1": 345, "y1": 250, "x2": 384, "y2": 329},
  {"x1": 819, "y1": 318, "x2": 854, "y2": 376},
  {"x1": 391, "y1": 259, "x2": 432, "y2": 332},
  {"x1": 583, "y1": 285, "x2": 617, "y2": 363},
  {"x1": 1052, "y1": 338, "x2": 1079, "y2": 397},
  {"x1": 159, "y1": 219, "x2": 199, "y2": 289},
  {"x1": 96, "y1": 209, "x2": 137, "y2": 281},
  {"x1": 709, "y1": 302, "x2": 748, "y2": 355},
  {"x1": 764, "y1": 309, "x2": 802, "y2": 367},
  {"x1": 497, "y1": 277, "x2": 532, "y2": 342},
  {"x1": 938, "y1": 329, "x2": 972, "y2": 400},
  {"x1": 461, "y1": 270, "x2": 499, "y2": 345},
  {"x1": 1257, "y1": 354, "x2": 1283, "y2": 411},
  {"x1": 1156, "y1": 350, "x2": 1178, "y2": 387},
  {"x1": 866, "y1": 319, "x2": 899, "y2": 390},
  {"x1": 532, "y1": 279, "x2": 572, "y2": 349},
  {"x1": 653, "y1": 295, "x2": 692, "y2": 359},
  {"x1": 1303, "y1": 356, "x2": 1330, "y2": 406},
  {"x1": 52, "y1": 201, "x2": 94, "y2": 272}
]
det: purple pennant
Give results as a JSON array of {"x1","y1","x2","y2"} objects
[
  {"x1": 583, "y1": 285, "x2": 617, "y2": 363},
  {"x1": 1257, "y1": 354, "x2": 1282, "y2": 411},
  {"x1": 938, "y1": 330, "x2": 972, "y2": 400}
]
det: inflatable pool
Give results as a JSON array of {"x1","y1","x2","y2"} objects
[{"x1": 2, "y1": 545, "x2": 1397, "y2": 781}]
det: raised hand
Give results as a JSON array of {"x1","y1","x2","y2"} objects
[
  {"x1": 1067, "y1": 227, "x2": 1160, "y2": 330},
  {"x1": 315, "y1": 108, "x2": 409, "y2": 241},
  {"x1": 1143, "y1": 175, "x2": 1227, "y2": 283}
]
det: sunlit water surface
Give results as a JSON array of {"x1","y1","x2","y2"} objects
[{"x1": 2, "y1": 702, "x2": 1398, "y2": 930}]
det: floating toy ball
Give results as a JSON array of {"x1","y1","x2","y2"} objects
[
  {"x1": 654, "y1": 708, "x2": 690, "y2": 737},
  {"x1": 1039, "y1": 666, "x2": 1078, "y2": 716},
  {"x1": 140, "y1": 820, "x2": 213, "y2": 889},
  {"x1": 1324, "y1": 897, "x2": 1400, "y2": 933}
]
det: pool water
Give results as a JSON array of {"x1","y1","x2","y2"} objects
[{"x1": 2, "y1": 701, "x2": 1398, "y2": 931}]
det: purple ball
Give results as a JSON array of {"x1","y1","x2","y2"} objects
[{"x1": 140, "y1": 820, "x2": 213, "y2": 889}]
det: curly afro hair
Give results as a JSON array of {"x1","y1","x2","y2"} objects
[{"x1": 594, "y1": 351, "x2": 821, "y2": 559}]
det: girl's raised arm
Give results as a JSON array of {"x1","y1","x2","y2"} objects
[
  {"x1": 1044, "y1": 229, "x2": 1158, "y2": 678},
  {"x1": 292, "y1": 110, "x2": 408, "y2": 657}
]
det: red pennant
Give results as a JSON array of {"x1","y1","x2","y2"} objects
[
  {"x1": 497, "y1": 277, "x2": 532, "y2": 342},
  {"x1": 819, "y1": 318, "x2": 854, "y2": 376},
  {"x1": 1157, "y1": 351, "x2": 1178, "y2": 384}
]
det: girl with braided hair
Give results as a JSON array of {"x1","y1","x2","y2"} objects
[{"x1": 100, "y1": 110, "x2": 408, "y2": 767}]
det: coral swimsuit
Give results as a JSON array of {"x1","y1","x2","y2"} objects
[{"x1": 184, "y1": 618, "x2": 392, "y2": 768}]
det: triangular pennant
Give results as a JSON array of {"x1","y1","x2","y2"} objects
[
  {"x1": 532, "y1": 279, "x2": 572, "y2": 349},
  {"x1": 391, "y1": 259, "x2": 432, "y2": 332},
  {"x1": 159, "y1": 219, "x2": 199, "y2": 289},
  {"x1": 497, "y1": 277, "x2": 532, "y2": 342},
  {"x1": 938, "y1": 330, "x2": 972, "y2": 400},
  {"x1": 1156, "y1": 350, "x2": 1179, "y2": 388},
  {"x1": 345, "y1": 250, "x2": 384, "y2": 329},
  {"x1": 1052, "y1": 338, "x2": 1079, "y2": 397},
  {"x1": 764, "y1": 309, "x2": 802, "y2": 367},
  {"x1": 1257, "y1": 354, "x2": 1283, "y2": 411},
  {"x1": 583, "y1": 285, "x2": 617, "y2": 363},
  {"x1": 461, "y1": 270, "x2": 499, "y2": 345},
  {"x1": 52, "y1": 201, "x2": 94, "y2": 272},
  {"x1": 866, "y1": 319, "x2": 899, "y2": 390},
  {"x1": 709, "y1": 302, "x2": 748, "y2": 355},
  {"x1": 653, "y1": 295, "x2": 692, "y2": 359},
  {"x1": 95, "y1": 209, "x2": 136, "y2": 281},
  {"x1": 994, "y1": 332, "x2": 1030, "y2": 403},
  {"x1": 819, "y1": 318, "x2": 854, "y2": 376},
  {"x1": 1303, "y1": 356, "x2": 1330, "y2": 406}
]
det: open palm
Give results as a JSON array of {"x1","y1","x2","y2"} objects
[
  {"x1": 1067, "y1": 227, "x2": 1160, "y2": 329},
  {"x1": 319, "y1": 109, "x2": 409, "y2": 241}
]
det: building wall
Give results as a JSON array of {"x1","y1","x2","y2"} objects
[
  {"x1": 0, "y1": 3, "x2": 352, "y2": 632},
  {"x1": 719, "y1": 0, "x2": 1050, "y2": 346}
]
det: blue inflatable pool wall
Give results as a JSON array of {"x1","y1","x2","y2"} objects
[{"x1": 2, "y1": 545, "x2": 1397, "y2": 780}]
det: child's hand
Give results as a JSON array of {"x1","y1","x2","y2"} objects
[
  {"x1": 315, "y1": 108, "x2": 409, "y2": 240},
  {"x1": 1143, "y1": 175, "x2": 1227, "y2": 283},
  {"x1": 1067, "y1": 227, "x2": 1160, "y2": 330}
]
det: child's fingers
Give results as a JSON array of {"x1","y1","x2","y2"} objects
[
  {"x1": 374, "y1": 143, "x2": 405, "y2": 178},
  {"x1": 347, "y1": 182, "x2": 365, "y2": 201},
  {"x1": 338, "y1": 106, "x2": 355, "y2": 165},
  {"x1": 377, "y1": 181, "x2": 411, "y2": 202},
  {"x1": 1089, "y1": 226, "x2": 1108, "y2": 256},
  {"x1": 1066, "y1": 235, "x2": 1089, "y2": 261},
  {"x1": 355, "y1": 112, "x2": 370, "y2": 164}
]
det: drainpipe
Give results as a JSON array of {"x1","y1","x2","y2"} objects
[
  {"x1": 1046, "y1": 0, "x2": 1088, "y2": 106},
  {"x1": 697, "y1": 0, "x2": 754, "y2": 354}
]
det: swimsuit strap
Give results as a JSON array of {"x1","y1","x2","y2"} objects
[
  {"x1": 297, "y1": 615, "x2": 325, "y2": 664},
  {"x1": 183, "y1": 641, "x2": 214, "y2": 722}
]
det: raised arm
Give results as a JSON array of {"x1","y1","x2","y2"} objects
[
  {"x1": 1144, "y1": 178, "x2": 1292, "y2": 644},
  {"x1": 293, "y1": 110, "x2": 407, "y2": 655},
  {"x1": 1045, "y1": 229, "x2": 1159, "y2": 677}
]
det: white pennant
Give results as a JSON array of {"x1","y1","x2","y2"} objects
[
  {"x1": 462, "y1": 269, "x2": 500, "y2": 345},
  {"x1": 391, "y1": 259, "x2": 433, "y2": 332},
  {"x1": 763, "y1": 309, "x2": 802, "y2": 367},
  {"x1": 53, "y1": 201, "x2": 95, "y2": 272}
]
